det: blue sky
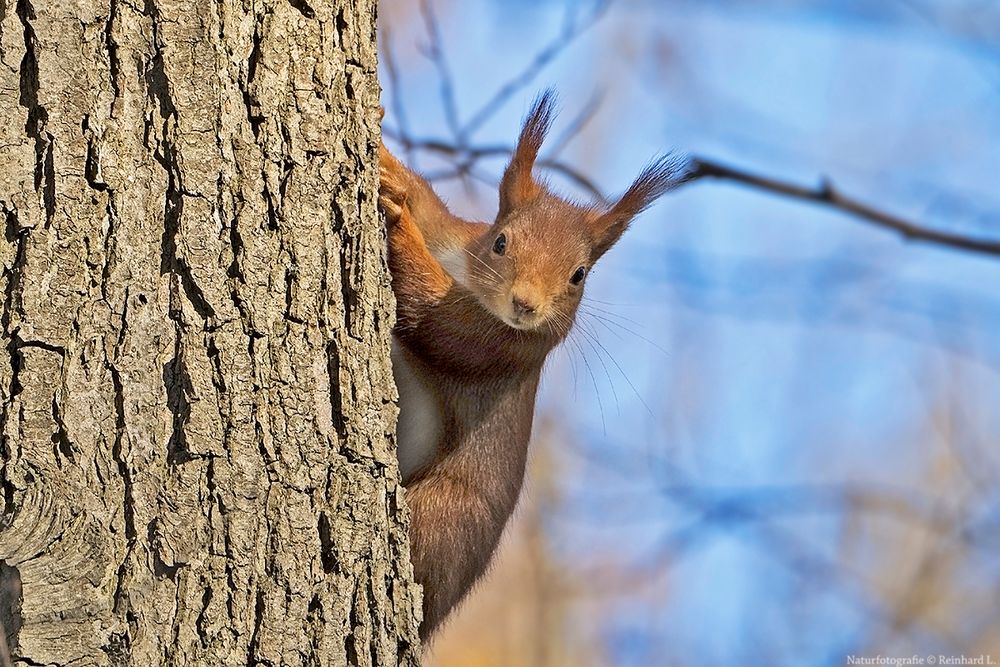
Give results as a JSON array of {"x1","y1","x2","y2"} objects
[{"x1": 381, "y1": 1, "x2": 1000, "y2": 663}]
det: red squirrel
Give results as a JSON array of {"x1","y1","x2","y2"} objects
[{"x1": 378, "y1": 92, "x2": 683, "y2": 641}]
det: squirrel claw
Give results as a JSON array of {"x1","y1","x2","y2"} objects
[
  {"x1": 379, "y1": 177, "x2": 408, "y2": 226},
  {"x1": 379, "y1": 147, "x2": 409, "y2": 226},
  {"x1": 379, "y1": 194, "x2": 404, "y2": 225}
]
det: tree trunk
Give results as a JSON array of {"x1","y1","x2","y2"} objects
[{"x1": 0, "y1": 0, "x2": 420, "y2": 665}]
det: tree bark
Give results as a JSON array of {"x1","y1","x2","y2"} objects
[{"x1": 0, "y1": 0, "x2": 420, "y2": 665}]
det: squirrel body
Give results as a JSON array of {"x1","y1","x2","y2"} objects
[
  {"x1": 390, "y1": 213, "x2": 491, "y2": 480},
  {"x1": 378, "y1": 93, "x2": 682, "y2": 641}
]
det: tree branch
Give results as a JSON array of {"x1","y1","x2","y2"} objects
[
  {"x1": 417, "y1": 0, "x2": 462, "y2": 141},
  {"x1": 380, "y1": 26, "x2": 416, "y2": 166},
  {"x1": 687, "y1": 158, "x2": 1000, "y2": 257},
  {"x1": 460, "y1": 0, "x2": 610, "y2": 140},
  {"x1": 383, "y1": 2, "x2": 1000, "y2": 260}
]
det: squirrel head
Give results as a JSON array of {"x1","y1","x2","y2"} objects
[{"x1": 465, "y1": 91, "x2": 685, "y2": 335}]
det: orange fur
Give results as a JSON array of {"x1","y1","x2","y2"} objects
[{"x1": 379, "y1": 93, "x2": 685, "y2": 641}]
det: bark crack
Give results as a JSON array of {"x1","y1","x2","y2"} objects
[
  {"x1": 317, "y1": 512, "x2": 334, "y2": 573},
  {"x1": 164, "y1": 339, "x2": 194, "y2": 467},
  {"x1": 326, "y1": 341, "x2": 347, "y2": 439},
  {"x1": 98, "y1": 191, "x2": 119, "y2": 303},
  {"x1": 83, "y1": 118, "x2": 109, "y2": 193},
  {"x1": 104, "y1": 0, "x2": 121, "y2": 100},
  {"x1": 1, "y1": 213, "x2": 28, "y2": 334},
  {"x1": 16, "y1": 0, "x2": 54, "y2": 227},
  {"x1": 339, "y1": 237, "x2": 358, "y2": 335},
  {"x1": 108, "y1": 287, "x2": 137, "y2": 653},
  {"x1": 0, "y1": 210, "x2": 27, "y2": 530},
  {"x1": 286, "y1": 0, "x2": 315, "y2": 20},
  {"x1": 241, "y1": 24, "x2": 264, "y2": 139},
  {"x1": 195, "y1": 585, "x2": 212, "y2": 646},
  {"x1": 157, "y1": 183, "x2": 217, "y2": 321},
  {"x1": 109, "y1": 361, "x2": 136, "y2": 541},
  {"x1": 50, "y1": 395, "x2": 75, "y2": 466},
  {"x1": 224, "y1": 198, "x2": 255, "y2": 335},
  {"x1": 305, "y1": 594, "x2": 323, "y2": 660},
  {"x1": 145, "y1": 0, "x2": 215, "y2": 323},
  {"x1": 147, "y1": 518, "x2": 183, "y2": 579},
  {"x1": 247, "y1": 587, "x2": 267, "y2": 667}
]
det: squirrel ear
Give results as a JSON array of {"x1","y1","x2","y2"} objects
[
  {"x1": 498, "y1": 91, "x2": 557, "y2": 219},
  {"x1": 589, "y1": 154, "x2": 688, "y2": 260}
]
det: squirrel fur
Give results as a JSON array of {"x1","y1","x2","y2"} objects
[{"x1": 378, "y1": 92, "x2": 683, "y2": 641}]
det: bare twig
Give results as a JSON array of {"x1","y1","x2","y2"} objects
[
  {"x1": 459, "y1": 0, "x2": 610, "y2": 140},
  {"x1": 380, "y1": 26, "x2": 415, "y2": 165},
  {"x1": 537, "y1": 158, "x2": 608, "y2": 204},
  {"x1": 418, "y1": 0, "x2": 462, "y2": 141},
  {"x1": 385, "y1": 123, "x2": 1000, "y2": 257},
  {"x1": 381, "y1": 128, "x2": 610, "y2": 204},
  {"x1": 546, "y1": 89, "x2": 605, "y2": 158},
  {"x1": 384, "y1": 0, "x2": 1000, "y2": 259},
  {"x1": 391, "y1": 0, "x2": 612, "y2": 197},
  {"x1": 687, "y1": 158, "x2": 1000, "y2": 257}
]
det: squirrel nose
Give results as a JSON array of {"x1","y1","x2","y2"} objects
[{"x1": 511, "y1": 295, "x2": 537, "y2": 317}]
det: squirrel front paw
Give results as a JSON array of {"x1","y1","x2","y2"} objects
[
  {"x1": 379, "y1": 144, "x2": 410, "y2": 226},
  {"x1": 379, "y1": 176, "x2": 407, "y2": 227}
]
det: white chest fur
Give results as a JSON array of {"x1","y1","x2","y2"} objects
[
  {"x1": 434, "y1": 246, "x2": 469, "y2": 289},
  {"x1": 392, "y1": 338, "x2": 443, "y2": 481}
]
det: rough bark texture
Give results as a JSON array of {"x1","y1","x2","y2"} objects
[{"x1": 0, "y1": 0, "x2": 421, "y2": 665}]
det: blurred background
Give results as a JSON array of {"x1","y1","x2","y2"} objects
[{"x1": 377, "y1": 1, "x2": 1000, "y2": 665}]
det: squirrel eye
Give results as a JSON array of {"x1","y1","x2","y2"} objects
[
  {"x1": 570, "y1": 266, "x2": 587, "y2": 285},
  {"x1": 493, "y1": 233, "x2": 507, "y2": 255}
]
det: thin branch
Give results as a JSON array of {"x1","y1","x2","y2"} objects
[
  {"x1": 380, "y1": 129, "x2": 610, "y2": 204},
  {"x1": 546, "y1": 89, "x2": 605, "y2": 158},
  {"x1": 538, "y1": 158, "x2": 608, "y2": 204},
  {"x1": 688, "y1": 158, "x2": 1000, "y2": 257},
  {"x1": 380, "y1": 26, "x2": 415, "y2": 165},
  {"x1": 418, "y1": 0, "x2": 462, "y2": 141},
  {"x1": 383, "y1": 128, "x2": 1000, "y2": 258},
  {"x1": 382, "y1": 1, "x2": 1000, "y2": 260},
  {"x1": 459, "y1": 0, "x2": 610, "y2": 140}
]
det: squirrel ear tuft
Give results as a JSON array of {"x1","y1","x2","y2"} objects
[
  {"x1": 498, "y1": 90, "x2": 557, "y2": 219},
  {"x1": 589, "y1": 154, "x2": 689, "y2": 260}
]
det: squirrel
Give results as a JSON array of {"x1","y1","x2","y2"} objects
[{"x1": 378, "y1": 92, "x2": 683, "y2": 641}]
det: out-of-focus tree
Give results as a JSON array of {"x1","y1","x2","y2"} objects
[{"x1": 379, "y1": 0, "x2": 1000, "y2": 664}]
